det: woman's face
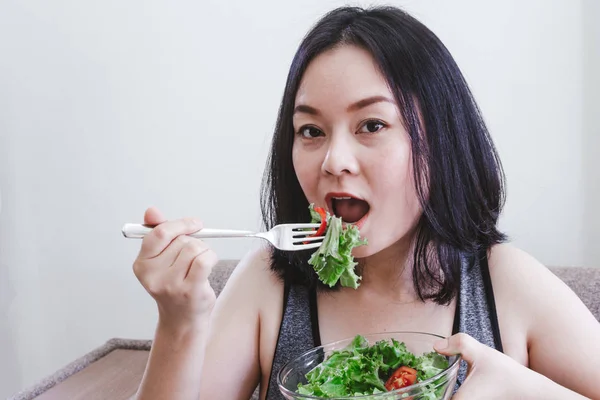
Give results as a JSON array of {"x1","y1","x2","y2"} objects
[{"x1": 292, "y1": 44, "x2": 422, "y2": 258}]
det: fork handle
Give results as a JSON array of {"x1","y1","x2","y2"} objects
[{"x1": 121, "y1": 223, "x2": 256, "y2": 239}]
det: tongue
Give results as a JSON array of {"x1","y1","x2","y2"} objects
[{"x1": 333, "y1": 198, "x2": 369, "y2": 223}]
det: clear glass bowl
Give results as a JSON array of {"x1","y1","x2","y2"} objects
[{"x1": 277, "y1": 332, "x2": 461, "y2": 400}]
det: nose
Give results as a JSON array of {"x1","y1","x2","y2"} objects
[{"x1": 321, "y1": 132, "x2": 360, "y2": 176}]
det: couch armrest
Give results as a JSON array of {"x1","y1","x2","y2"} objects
[{"x1": 8, "y1": 339, "x2": 151, "y2": 400}]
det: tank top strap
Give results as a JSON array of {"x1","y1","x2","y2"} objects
[
  {"x1": 455, "y1": 249, "x2": 504, "y2": 386},
  {"x1": 265, "y1": 282, "x2": 316, "y2": 399}
]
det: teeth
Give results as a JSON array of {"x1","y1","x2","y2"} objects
[{"x1": 332, "y1": 196, "x2": 352, "y2": 200}]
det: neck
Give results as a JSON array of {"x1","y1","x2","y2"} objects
[{"x1": 353, "y1": 235, "x2": 419, "y2": 303}]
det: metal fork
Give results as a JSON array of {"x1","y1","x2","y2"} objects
[{"x1": 121, "y1": 223, "x2": 324, "y2": 251}]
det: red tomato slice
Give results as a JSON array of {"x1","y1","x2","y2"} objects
[
  {"x1": 385, "y1": 366, "x2": 418, "y2": 391},
  {"x1": 311, "y1": 207, "x2": 327, "y2": 237},
  {"x1": 304, "y1": 207, "x2": 328, "y2": 244}
]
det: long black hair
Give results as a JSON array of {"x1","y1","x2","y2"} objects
[{"x1": 260, "y1": 5, "x2": 506, "y2": 305}]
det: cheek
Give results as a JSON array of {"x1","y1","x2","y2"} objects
[
  {"x1": 373, "y1": 142, "x2": 411, "y2": 185},
  {"x1": 292, "y1": 144, "x2": 319, "y2": 199},
  {"x1": 373, "y1": 144, "x2": 420, "y2": 214}
]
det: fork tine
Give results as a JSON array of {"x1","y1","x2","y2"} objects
[
  {"x1": 293, "y1": 236, "x2": 323, "y2": 244},
  {"x1": 287, "y1": 223, "x2": 321, "y2": 230},
  {"x1": 292, "y1": 230, "x2": 318, "y2": 238},
  {"x1": 293, "y1": 242, "x2": 323, "y2": 250}
]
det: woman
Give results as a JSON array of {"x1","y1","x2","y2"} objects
[{"x1": 131, "y1": 6, "x2": 600, "y2": 400}]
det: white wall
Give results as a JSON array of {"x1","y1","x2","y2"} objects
[
  {"x1": 403, "y1": 1, "x2": 585, "y2": 266},
  {"x1": 0, "y1": 0, "x2": 592, "y2": 397},
  {"x1": 583, "y1": 0, "x2": 600, "y2": 268}
]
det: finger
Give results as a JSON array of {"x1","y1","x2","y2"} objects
[
  {"x1": 433, "y1": 333, "x2": 480, "y2": 366},
  {"x1": 186, "y1": 247, "x2": 218, "y2": 282},
  {"x1": 144, "y1": 206, "x2": 167, "y2": 226},
  {"x1": 132, "y1": 235, "x2": 193, "y2": 284},
  {"x1": 139, "y1": 217, "x2": 203, "y2": 259},
  {"x1": 153, "y1": 234, "x2": 195, "y2": 267},
  {"x1": 434, "y1": 333, "x2": 480, "y2": 380},
  {"x1": 170, "y1": 238, "x2": 210, "y2": 280}
]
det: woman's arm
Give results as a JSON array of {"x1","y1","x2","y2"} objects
[
  {"x1": 130, "y1": 209, "x2": 220, "y2": 400},
  {"x1": 135, "y1": 246, "x2": 273, "y2": 400},
  {"x1": 198, "y1": 246, "x2": 277, "y2": 399},
  {"x1": 490, "y1": 244, "x2": 600, "y2": 399},
  {"x1": 131, "y1": 207, "x2": 275, "y2": 400},
  {"x1": 135, "y1": 246, "x2": 272, "y2": 400},
  {"x1": 135, "y1": 320, "x2": 210, "y2": 399}
]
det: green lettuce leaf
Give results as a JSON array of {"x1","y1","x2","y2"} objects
[
  {"x1": 307, "y1": 204, "x2": 367, "y2": 289},
  {"x1": 414, "y1": 351, "x2": 449, "y2": 381}
]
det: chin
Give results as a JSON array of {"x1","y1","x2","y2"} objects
[
  {"x1": 351, "y1": 228, "x2": 413, "y2": 260},
  {"x1": 352, "y1": 245, "x2": 373, "y2": 259}
]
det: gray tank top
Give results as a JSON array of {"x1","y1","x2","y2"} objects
[{"x1": 265, "y1": 251, "x2": 503, "y2": 399}]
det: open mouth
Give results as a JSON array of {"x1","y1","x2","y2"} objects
[{"x1": 327, "y1": 193, "x2": 371, "y2": 225}]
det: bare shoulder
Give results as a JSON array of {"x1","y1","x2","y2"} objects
[
  {"x1": 486, "y1": 242, "x2": 589, "y2": 326},
  {"x1": 487, "y1": 243, "x2": 600, "y2": 398},
  {"x1": 200, "y1": 245, "x2": 283, "y2": 400},
  {"x1": 487, "y1": 241, "x2": 528, "y2": 264},
  {"x1": 486, "y1": 243, "x2": 586, "y2": 312},
  {"x1": 213, "y1": 244, "x2": 284, "y2": 327},
  {"x1": 488, "y1": 242, "x2": 551, "y2": 279},
  {"x1": 217, "y1": 244, "x2": 281, "y2": 301}
]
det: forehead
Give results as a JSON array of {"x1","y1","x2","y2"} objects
[{"x1": 295, "y1": 44, "x2": 393, "y2": 108}]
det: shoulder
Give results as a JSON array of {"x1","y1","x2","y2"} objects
[
  {"x1": 201, "y1": 246, "x2": 285, "y2": 399},
  {"x1": 486, "y1": 241, "x2": 597, "y2": 313},
  {"x1": 216, "y1": 244, "x2": 283, "y2": 306},
  {"x1": 487, "y1": 242, "x2": 543, "y2": 272},
  {"x1": 486, "y1": 243, "x2": 570, "y2": 301},
  {"x1": 213, "y1": 244, "x2": 285, "y2": 335},
  {"x1": 205, "y1": 244, "x2": 284, "y2": 363},
  {"x1": 482, "y1": 244, "x2": 547, "y2": 361},
  {"x1": 486, "y1": 245, "x2": 600, "y2": 397},
  {"x1": 485, "y1": 243, "x2": 574, "y2": 314},
  {"x1": 213, "y1": 245, "x2": 288, "y2": 398},
  {"x1": 486, "y1": 242, "x2": 600, "y2": 352}
]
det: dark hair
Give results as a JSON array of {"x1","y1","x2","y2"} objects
[{"x1": 260, "y1": 5, "x2": 506, "y2": 305}]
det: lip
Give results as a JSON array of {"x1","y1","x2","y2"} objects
[{"x1": 324, "y1": 191, "x2": 370, "y2": 230}]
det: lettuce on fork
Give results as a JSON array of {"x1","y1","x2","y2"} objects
[{"x1": 307, "y1": 204, "x2": 367, "y2": 289}]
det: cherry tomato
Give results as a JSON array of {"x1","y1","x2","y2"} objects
[{"x1": 385, "y1": 366, "x2": 418, "y2": 391}]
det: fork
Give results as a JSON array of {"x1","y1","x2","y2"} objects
[{"x1": 121, "y1": 223, "x2": 325, "y2": 251}]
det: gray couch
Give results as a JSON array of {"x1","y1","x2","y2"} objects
[{"x1": 9, "y1": 261, "x2": 600, "y2": 400}]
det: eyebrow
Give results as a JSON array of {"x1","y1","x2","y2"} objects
[{"x1": 293, "y1": 95, "x2": 395, "y2": 116}]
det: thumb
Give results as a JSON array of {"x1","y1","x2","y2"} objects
[
  {"x1": 433, "y1": 333, "x2": 480, "y2": 365},
  {"x1": 144, "y1": 206, "x2": 167, "y2": 226}
]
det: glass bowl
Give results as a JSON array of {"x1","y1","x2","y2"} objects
[{"x1": 277, "y1": 332, "x2": 461, "y2": 400}]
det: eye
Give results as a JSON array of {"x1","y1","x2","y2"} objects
[
  {"x1": 297, "y1": 125, "x2": 324, "y2": 139},
  {"x1": 357, "y1": 119, "x2": 387, "y2": 134}
]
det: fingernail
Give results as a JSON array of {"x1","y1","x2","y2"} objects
[{"x1": 434, "y1": 339, "x2": 448, "y2": 350}]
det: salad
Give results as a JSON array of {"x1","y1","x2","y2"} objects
[
  {"x1": 306, "y1": 204, "x2": 367, "y2": 289},
  {"x1": 296, "y1": 335, "x2": 449, "y2": 399}
]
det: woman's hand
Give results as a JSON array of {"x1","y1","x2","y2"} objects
[
  {"x1": 132, "y1": 206, "x2": 218, "y2": 330},
  {"x1": 131, "y1": 207, "x2": 219, "y2": 400},
  {"x1": 434, "y1": 333, "x2": 590, "y2": 400}
]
